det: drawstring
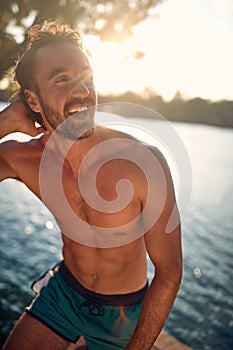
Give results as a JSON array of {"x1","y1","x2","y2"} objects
[{"x1": 79, "y1": 299, "x2": 105, "y2": 316}]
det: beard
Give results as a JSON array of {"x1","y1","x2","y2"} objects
[
  {"x1": 50, "y1": 109, "x2": 95, "y2": 141},
  {"x1": 37, "y1": 90, "x2": 95, "y2": 141}
]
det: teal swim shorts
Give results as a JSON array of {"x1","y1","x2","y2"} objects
[{"x1": 26, "y1": 261, "x2": 148, "y2": 350}]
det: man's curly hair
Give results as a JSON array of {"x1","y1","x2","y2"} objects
[{"x1": 13, "y1": 19, "x2": 83, "y2": 94}]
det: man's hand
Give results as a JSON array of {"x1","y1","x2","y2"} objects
[{"x1": 0, "y1": 99, "x2": 45, "y2": 139}]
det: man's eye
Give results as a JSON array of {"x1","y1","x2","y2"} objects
[
  {"x1": 55, "y1": 76, "x2": 70, "y2": 84},
  {"x1": 82, "y1": 71, "x2": 93, "y2": 84}
]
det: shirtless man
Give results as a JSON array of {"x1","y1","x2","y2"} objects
[{"x1": 1, "y1": 20, "x2": 182, "y2": 350}]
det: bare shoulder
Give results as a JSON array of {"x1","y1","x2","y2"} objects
[
  {"x1": 143, "y1": 143, "x2": 175, "y2": 199},
  {"x1": 146, "y1": 143, "x2": 171, "y2": 173},
  {"x1": 101, "y1": 126, "x2": 171, "y2": 175},
  {"x1": 100, "y1": 126, "x2": 173, "y2": 193}
]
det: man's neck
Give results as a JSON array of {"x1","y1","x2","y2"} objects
[{"x1": 61, "y1": 125, "x2": 102, "y2": 174}]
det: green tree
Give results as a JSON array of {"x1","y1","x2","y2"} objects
[{"x1": 0, "y1": 0, "x2": 164, "y2": 88}]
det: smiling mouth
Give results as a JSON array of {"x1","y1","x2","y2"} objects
[
  {"x1": 68, "y1": 105, "x2": 88, "y2": 115},
  {"x1": 67, "y1": 105, "x2": 91, "y2": 121}
]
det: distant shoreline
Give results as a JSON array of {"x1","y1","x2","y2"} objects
[
  {"x1": 1, "y1": 91, "x2": 233, "y2": 128},
  {"x1": 98, "y1": 92, "x2": 233, "y2": 128}
]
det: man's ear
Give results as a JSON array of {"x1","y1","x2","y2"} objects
[{"x1": 23, "y1": 89, "x2": 41, "y2": 113}]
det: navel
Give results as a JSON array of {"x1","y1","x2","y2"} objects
[{"x1": 90, "y1": 273, "x2": 99, "y2": 290}]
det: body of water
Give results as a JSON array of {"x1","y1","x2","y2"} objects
[{"x1": 0, "y1": 108, "x2": 232, "y2": 349}]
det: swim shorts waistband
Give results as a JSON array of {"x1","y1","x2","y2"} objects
[{"x1": 58, "y1": 261, "x2": 148, "y2": 307}]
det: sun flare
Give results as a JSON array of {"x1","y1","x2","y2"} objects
[
  {"x1": 84, "y1": 35, "x2": 148, "y2": 95},
  {"x1": 83, "y1": 0, "x2": 233, "y2": 102}
]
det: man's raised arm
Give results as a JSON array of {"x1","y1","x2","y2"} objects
[
  {"x1": 0, "y1": 99, "x2": 44, "y2": 182},
  {"x1": 0, "y1": 99, "x2": 43, "y2": 139}
]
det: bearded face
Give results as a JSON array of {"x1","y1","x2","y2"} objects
[
  {"x1": 37, "y1": 92, "x2": 95, "y2": 140},
  {"x1": 32, "y1": 42, "x2": 97, "y2": 140}
]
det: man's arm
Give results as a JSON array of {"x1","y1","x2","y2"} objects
[
  {"x1": 0, "y1": 99, "x2": 44, "y2": 139},
  {"x1": 126, "y1": 149, "x2": 182, "y2": 350},
  {"x1": 0, "y1": 99, "x2": 44, "y2": 181}
]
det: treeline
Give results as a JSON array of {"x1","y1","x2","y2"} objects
[
  {"x1": 99, "y1": 91, "x2": 233, "y2": 128},
  {"x1": 1, "y1": 88, "x2": 232, "y2": 128}
]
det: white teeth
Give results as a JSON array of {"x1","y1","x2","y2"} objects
[{"x1": 69, "y1": 106, "x2": 88, "y2": 114}]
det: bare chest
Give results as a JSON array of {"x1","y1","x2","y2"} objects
[{"x1": 61, "y1": 162, "x2": 142, "y2": 228}]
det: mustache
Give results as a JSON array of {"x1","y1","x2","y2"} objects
[{"x1": 64, "y1": 98, "x2": 95, "y2": 114}]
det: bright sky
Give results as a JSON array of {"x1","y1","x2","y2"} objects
[{"x1": 84, "y1": 0, "x2": 233, "y2": 101}]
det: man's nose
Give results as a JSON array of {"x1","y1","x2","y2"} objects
[{"x1": 71, "y1": 78, "x2": 89, "y2": 99}]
